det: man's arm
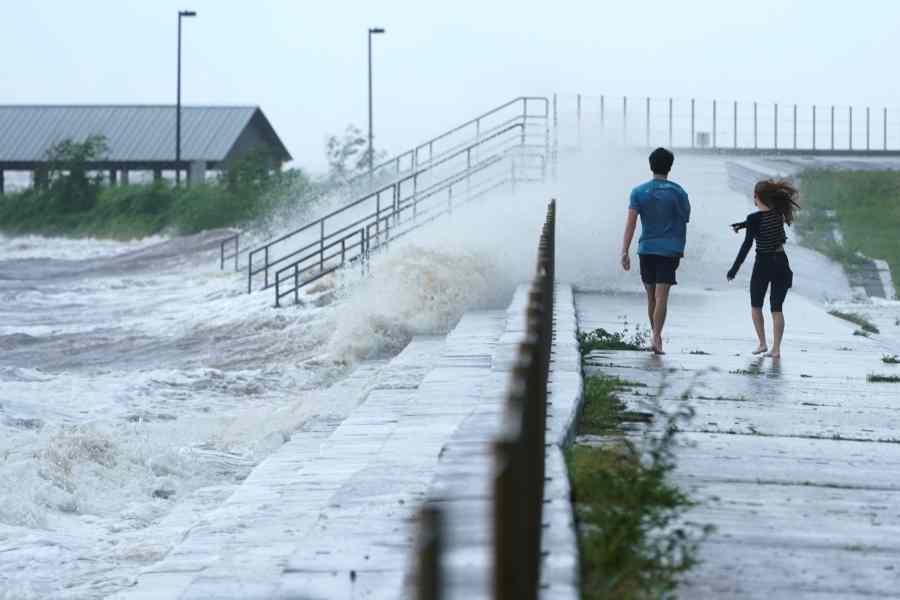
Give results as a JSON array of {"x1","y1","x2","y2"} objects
[
  {"x1": 621, "y1": 208, "x2": 638, "y2": 271},
  {"x1": 679, "y1": 189, "x2": 691, "y2": 223}
]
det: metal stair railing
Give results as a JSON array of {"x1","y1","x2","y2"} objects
[
  {"x1": 248, "y1": 120, "x2": 545, "y2": 298},
  {"x1": 271, "y1": 133, "x2": 540, "y2": 306},
  {"x1": 219, "y1": 96, "x2": 549, "y2": 274}
]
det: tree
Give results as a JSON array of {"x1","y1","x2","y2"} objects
[
  {"x1": 324, "y1": 125, "x2": 388, "y2": 184},
  {"x1": 45, "y1": 135, "x2": 109, "y2": 212}
]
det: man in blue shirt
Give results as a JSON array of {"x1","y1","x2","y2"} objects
[{"x1": 621, "y1": 147, "x2": 691, "y2": 354}]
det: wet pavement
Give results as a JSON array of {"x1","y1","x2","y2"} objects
[{"x1": 577, "y1": 287, "x2": 900, "y2": 598}]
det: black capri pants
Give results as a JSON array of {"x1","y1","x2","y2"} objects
[{"x1": 751, "y1": 252, "x2": 793, "y2": 312}]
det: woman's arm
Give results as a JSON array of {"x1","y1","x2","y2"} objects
[{"x1": 727, "y1": 218, "x2": 754, "y2": 279}]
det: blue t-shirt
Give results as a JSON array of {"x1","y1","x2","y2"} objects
[{"x1": 628, "y1": 179, "x2": 691, "y2": 257}]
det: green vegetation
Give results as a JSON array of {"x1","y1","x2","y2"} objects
[
  {"x1": 828, "y1": 310, "x2": 879, "y2": 334},
  {"x1": 798, "y1": 169, "x2": 900, "y2": 296},
  {"x1": 567, "y1": 373, "x2": 709, "y2": 599},
  {"x1": 578, "y1": 327, "x2": 650, "y2": 355},
  {"x1": 867, "y1": 374, "x2": 900, "y2": 383},
  {"x1": 0, "y1": 137, "x2": 313, "y2": 239},
  {"x1": 882, "y1": 355, "x2": 900, "y2": 365}
]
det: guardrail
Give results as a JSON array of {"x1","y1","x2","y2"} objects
[
  {"x1": 552, "y1": 93, "x2": 900, "y2": 154},
  {"x1": 220, "y1": 96, "x2": 550, "y2": 275},
  {"x1": 412, "y1": 199, "x2": 556, "y2": 600}
]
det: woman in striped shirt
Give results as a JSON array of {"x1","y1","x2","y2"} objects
[{"x1": 727, "y1": 179, "x2": 800, "y2": 358}]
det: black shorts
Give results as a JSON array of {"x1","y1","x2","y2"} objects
[
  {"x1": 639, "y1": 254, "x2": 681, "y2": 286},
  {"x1": 751, "y1": 252, "x2": 793, "y2": 312}
]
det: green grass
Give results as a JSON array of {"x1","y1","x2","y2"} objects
[
  {"x1": 578, "y1": 327, "x2": 650, "y2": 355},
  {"x1": 867, "y1": 374, "x2": 900, "y2": 383},
  {"x1": 798, "y1": 169, "x2": 900, "y2": 296},
  {"x1": 567, "y1": 374, "x2": 709, "y2": 599},
  {"x1": 882, "y1": 355, "x2": 900, "y2": 364},
  {"x1": 828, "y1": 310, "x2": 880, "y2": 334}
]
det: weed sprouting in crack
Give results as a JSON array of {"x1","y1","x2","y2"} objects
[
  {"x1": 568, "y1": 369, "x2": 713, "y2": 599},
  {"x1": 577, "y1": 326, "x2": 650, "y2": 355}
]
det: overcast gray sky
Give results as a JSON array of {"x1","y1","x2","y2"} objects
[{"x1": 3, "y1": 0, "x2": 899, "y2": 172}]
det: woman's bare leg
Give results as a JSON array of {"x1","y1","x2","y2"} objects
[
  {"x1": 751, "y1": 307, "x2": 768, "y2": 354},
  {"x1": 769, "y1": 311, "x2": 784, "y2": 357}
]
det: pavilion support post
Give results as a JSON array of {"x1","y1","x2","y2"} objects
[
  {"x1": 0, "y1": 169, "x2": 4, "y2": 196},
  {"x1": 34, "y1": 167, "x2": 49, "y2": 190},
  {"x1": 109, "y1": 170, "x2": 118, "y2": 186},
  {"x1": 153, "y1": 169, "x2": 163, "y2": 182},
  {"x1": 121, "y1": 169, "x2": 130, "y2": 185}
]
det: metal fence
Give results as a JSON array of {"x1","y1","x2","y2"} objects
[
  {"x1": 413, "y1": 198, "x2": 556, "y2": 600},
  {"x1": 553, "y1": 93, "x2": 900, "y2": 154}
]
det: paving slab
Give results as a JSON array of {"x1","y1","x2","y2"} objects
[{"x1": 576, "y1": 288, "x2": 900, "y2": 598}]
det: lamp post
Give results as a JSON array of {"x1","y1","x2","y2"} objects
[
  {"x1": 176, "y1": 10, "x2": 197, "y2": 186},
  {"x1": 368, "y1": 27, "x2": 385, "y2": 174}
]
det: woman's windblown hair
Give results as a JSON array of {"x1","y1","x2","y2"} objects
[{"x1": 754, "y1": 179, "x2": 800, "y2": 225}]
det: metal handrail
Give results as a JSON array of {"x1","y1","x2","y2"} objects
[
  {"x1": 221, "y1": 96, "x2": 549, "y2": 275},
  {"x1": 248, "y1": 122, "x2": 535, "y2": 294},
  {"x1": 269, "y1": 153, "x2": 517, "y2": 306}
]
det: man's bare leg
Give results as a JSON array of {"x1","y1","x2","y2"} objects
[
  {"x1": 652, "y1": 284, "x2": 671, "y2": 354},
  {"x1": 644, "y1": 284, "x2": 657, "y2": 341}
]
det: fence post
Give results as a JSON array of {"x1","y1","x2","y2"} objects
[
  {"x1": 813, "y1": 105, "x2": 817, "y2": 150},
  {"x1": 866, "y1": 107, "x2": 871, "y2": 151},
  {"x1": 753, "y1": 101, "x2": 758, "y2": 150},
  {"x1": 793, "y1": 104, "x2": 797, "y2": 150},
  {"x1": 576, "y1": 93, "x2": 582, "y2": 148},
  {"x1": 294, "y1": 264, "x2": 299, "y2": 305},
  {"x1": 774, "y1": 103, "x2": 778, "y2": 150},
  {"x1": 690, "y1": 98, "x2": 695, "y2": 148},
  {"x1": 712, "y1": 99, "x2": 717, "y2": 149},
  {"x1": 493, "y1": 437, "x2": 520, "y2": 600},
  {"x1": 733, "y1": 100, "x2": 738, "y2": 149},
  {"x1": 668, "y1": 98, "x2": 673, "y2": 147},
  {"x1": 849, "y1": 106, "x2": 853, "y2": 150},
  {"x1": 831, "y1": 105, "x2": 835, "y2": 151},
  {"x1": 645, "y1": 96, "x2": 651, "y2": 147},
  {"x1": 274, "y1": 271, "x2": 280, "y2": 308},
  {"x1": 623, "y1": 96, "x2": 628, "y2": 145},
  {"x1": 264, "y1": 246, "x2": 269, "y2": 289},
  {"x1": 247, "y1": 252, "x2": 253, "y2": 294},
  {"x1": 415, "y1": 505, "x2": 443, "y2": 600},
  {"x1": 600, "y1": 94, "x2": 605, "y2": 130}
]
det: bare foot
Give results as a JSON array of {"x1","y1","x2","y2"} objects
[
  {"x1": 652, "y1": 335, "x2": 665, "y2": 355},
  {"x1": 752, "y1": 345, "x2": 768, "y2": 355}
]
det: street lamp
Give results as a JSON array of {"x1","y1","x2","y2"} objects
[
  {"x1": 368, "y1": 27, "x2": 385, "y2": 174},
  {"x1": 176, "y1": 10, "x2": 197, "y2": 186}
]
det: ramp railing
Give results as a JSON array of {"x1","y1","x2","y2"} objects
[
  {"x1": 411, "y1": 199, "x2": 556, "y2": 600},
  {"x1": 219, "y1": 96, "x2": 549, "y2": 276},
  {"x1": 271, "y1": 123, "x2": 547, "y2": 305}
]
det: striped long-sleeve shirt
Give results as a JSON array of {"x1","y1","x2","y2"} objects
[{"x1": 728, "y1": 210, "x2": 787, "y2": 277}]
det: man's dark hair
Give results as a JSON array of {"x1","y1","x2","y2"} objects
[{"x1": 649, "y1": 147, "x2": 674, "y2": 175}]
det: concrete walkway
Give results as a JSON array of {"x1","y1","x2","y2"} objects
[
  {"x1": 115, "y1": 285, "x2": 583, "y2": 600},
  {"x1": 577, "y1": 287, "x2": 900, "y2": 599}
]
